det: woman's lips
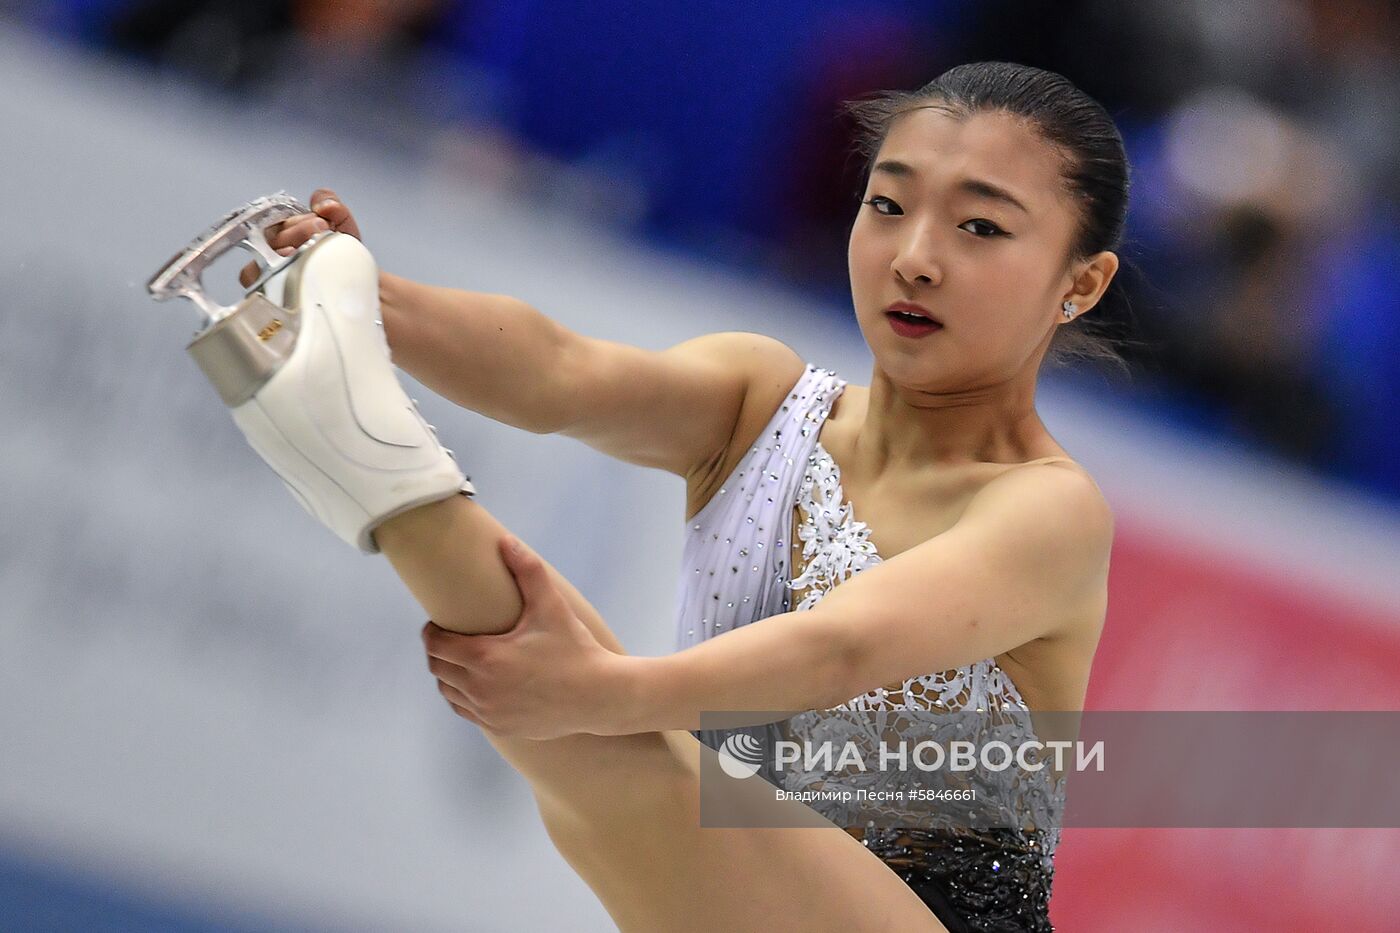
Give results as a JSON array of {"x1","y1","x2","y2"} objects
[{"x1": 886, "y1": 310, "x2": 944, "y2": 338}]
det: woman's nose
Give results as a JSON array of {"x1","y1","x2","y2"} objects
[{"x1": 891, "y1": 227, "x2": 943, "y2": 285}]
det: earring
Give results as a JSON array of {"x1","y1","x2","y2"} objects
[{"x1": 1062, "y1": 300, "x2": 1077, "y2": 319}]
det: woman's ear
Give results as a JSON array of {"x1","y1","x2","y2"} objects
[{"x1": 1063, "y1": 250, "x2": 1119, "y2": 316}]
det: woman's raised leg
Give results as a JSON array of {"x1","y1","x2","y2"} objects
[
  {"x1": 157, "y1": 205, "x2": 943, "y2": 930},
  {"x1": 372, "y1": 494, "x2": 946, "y2": 932}
]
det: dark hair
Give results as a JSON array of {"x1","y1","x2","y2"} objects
[{"x1": 840, "y1": 61, "x2": 1142, "y2": 374}]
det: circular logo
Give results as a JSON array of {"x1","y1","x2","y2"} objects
[{"x1": 718, "y1": 732, "x2": 766, "y2": 779}]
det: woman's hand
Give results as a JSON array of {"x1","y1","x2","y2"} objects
[
  {"x1": 238, "y1": 187, "x2": 363, "y2": 287},
  {"x1": 422, "y1": 536, "x2": 635, "y2": 740}
]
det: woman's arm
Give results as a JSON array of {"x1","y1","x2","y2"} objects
[
  {"x1": 613, "y1": 463, "x2": 1114, "y2": 733},
  {"x1": 383, "y1": 271, "x2": 803, "y2": 478},
  {"x1": 379, "y1": 272, "x2": 578, "y2": 434},
  {"x1": 246, "y1": 189, "x2": 803, "y2": 480},
  {"x1": 427, "y1": 462, "x2": 1112, "y2": 737}
]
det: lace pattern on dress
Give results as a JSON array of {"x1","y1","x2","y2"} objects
[{"x1": 788, "y1": 441, "x2": 881, "y2": 613}]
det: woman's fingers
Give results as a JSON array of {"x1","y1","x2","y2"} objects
[
  {"x1": 426, "y1": 651, "x2": 472, "y2": 684},
  {"x1": 235, "y1": 216, "x2": 321, "y2": 287},
  {"x1": 269, "y1": 215, "x2": 330, "y2": 250},
  {"x1": 309, "y1": 188, "x2": 360, "y2": 239},
  {"x1": 422, "y1": 620, "x2": 479, "y2": 665},
  {"x1": 437, "y1": 677, "x2": 472, "y2": 709},
  {"x1": 434, "y1": 662, "x2": 490, "y2": 728},
  {"x1": 446, "y1": 701, "x2": 487, "y2": 728},
  {"x1": 423, "y1": 625, "x2": 494, "y2": 728},
  {"x1": 231, "y1": 189, "x2": 353, "y2": 291},
  {"x1": 499, "y1": 535, "x2": 569, "y2": 616}
]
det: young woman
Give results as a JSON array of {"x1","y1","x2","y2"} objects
[{"x1": 222, "y1": 61, "x2": 1123, "y2": 931}]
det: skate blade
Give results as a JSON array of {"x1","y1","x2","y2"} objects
[{"x1": 147, "y1": 192, "x2": 313, "y2": 325}]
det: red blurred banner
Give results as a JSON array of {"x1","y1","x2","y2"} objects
[{"x1": 1052, "y1": 517, "x2": 1400, "y2": 931}]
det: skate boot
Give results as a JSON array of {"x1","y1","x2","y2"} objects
[{"x1": 148, "y1": 192, "x2": 474, "y2": 554}]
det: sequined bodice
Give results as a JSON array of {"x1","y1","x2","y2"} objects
[{"x1": 676, "y1": 363, "x2": 1065, "y2": 930}]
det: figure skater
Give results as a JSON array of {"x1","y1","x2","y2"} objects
[{"x1": 171, "y1": 61, "x2": 1122, "y2": 931}]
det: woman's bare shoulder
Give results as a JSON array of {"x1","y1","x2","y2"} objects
[
  {"x1": 978, "y1": 456, "x2": 1115, "y2": 558},
  {"x1": 683, "y1": 336, "x2": 807, "y2": 520}
]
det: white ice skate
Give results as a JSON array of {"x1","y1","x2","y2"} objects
[{"x1": 148, "y1": 192, "x2": 475, "y2": 553}]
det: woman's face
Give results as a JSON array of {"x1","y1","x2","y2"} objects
[{"x1": 848, "y1": 106, "x2": 1085, "y2": 389}]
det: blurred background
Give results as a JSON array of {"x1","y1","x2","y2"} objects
[{"x1": 0, "y1": 1, "x2": 1397, "y2": 930}]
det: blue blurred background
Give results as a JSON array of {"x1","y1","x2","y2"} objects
[
  {"x1": 20, "y1": 0, "x2": 1400, "y2": 500},
  {"x1": 2, "y1": 2, "x2": 1399, "y2": 931}
]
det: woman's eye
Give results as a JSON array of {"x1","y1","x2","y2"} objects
[
  {"x1": 862, "y1": 196, "x2": 901, "y2": 215},
  {"x1": 960, "y1": 218, "x2": 1006, "y2": 238},
  {"x1": 862, "y1": 198, "x2": 1006, "y2": 238}
]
